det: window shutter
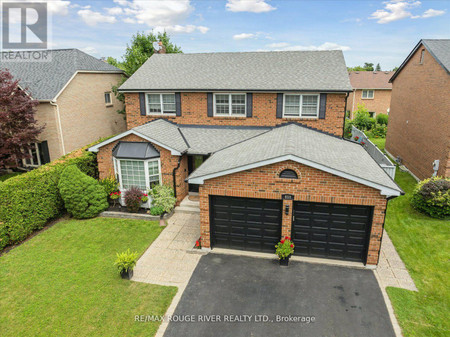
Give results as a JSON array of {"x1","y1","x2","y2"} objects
[
  {"x1": 207, "y1": 93, "x2": 213, "y2": 117},
  {"x1": 319, "y1": 93, "x2": 327, "y2": 119},
  {"x1": 276, "y1": 93, "x2": 283, "y2": 118},
  {"x1": 139, "y1": 93, "x2": 146, "y2": 116},
  {"x1": 246, "y1": 93, "x2": 253, "y2": 117},
  {"x1": 175, "y1": 93, "x2": 181, "y2": 116},
  {"x1": 38, "y1": 141, "x2": 50, "y2": 164}
]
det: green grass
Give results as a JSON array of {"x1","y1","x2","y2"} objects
[
  {"x1": 0, "y1": 218, "x2": 177, "y2": 336},
  {"x1": 369, "y1": 137, "x2": 386, "y2": 151},
  {"x1": 385, "y1": 170, "x2": 450, "y2": 336},
  {"x1": 0, "y1": 172, "x2": 22, "y2": 182}
]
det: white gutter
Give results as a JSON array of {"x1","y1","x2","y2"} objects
[{"x1": 50, "y1": 100, "x2": 66, "y2": 155}]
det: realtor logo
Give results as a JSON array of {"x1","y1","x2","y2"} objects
[{"x1": 2, "y1": 2, "x2": 48, "y2": 49}]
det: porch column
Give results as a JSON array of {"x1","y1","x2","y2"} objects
[{"x1": 281, "y1": 198, "x2": 293, "y2": 239}]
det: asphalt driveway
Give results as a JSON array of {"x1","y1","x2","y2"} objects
[{"x1": 164, "y1": 254, "x2": 395, "y2": 337}]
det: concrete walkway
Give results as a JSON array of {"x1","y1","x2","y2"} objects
[
  {"x1": 132, "y1": 212, "x2": 202, "y2": 286},
  {"x1": 376, "y1": 230, "x2": 417, "y2": 291}
]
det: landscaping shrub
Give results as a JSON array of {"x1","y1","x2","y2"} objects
[
  {"x1": 58, "y1": 165, "x2": 108, "y2": 219},
  {"x1": 368, "y1": 123, "x2": 387, "y2": 138},
  {"x1": 411, "y1": 177, "x2": 450, "y2": 219},
  {"x1": 352, "y1": 104, "x2": 376, "y2": 131},
  {"x1": 99, "y1": 176, "x2": 119, "y2": 196},
  {"x1": 376, "y1": 113, "x2": 389, "y2": 125},
  {"x1": 114, "y1": 249, "x2": 139, "y2": 274},
  {"x1": 124, "y1": 186, "x2": 144, "y2": 213},
  {"x1": 150, "y1": 206, "x2": 165, "y2": 216},
  {"x1": 343, "y1": 119, "x2": 354, "y2": 139},
  {"x1": 149, "y1": 185, "x2": 176, "y2": 213},
  {"x1": 0, "y1": 141, "x2": 100, "y2": 249}
]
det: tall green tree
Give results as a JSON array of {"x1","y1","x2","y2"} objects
[
  {"x1": 108, "y1": 31, "x2": 182, "y2": 76},
  {"x1": 348, "y1": 62, "x2": 376, "y2": 72},
  {"x1": 375, "y1": 63, "x2": 381, "y2": 71}
]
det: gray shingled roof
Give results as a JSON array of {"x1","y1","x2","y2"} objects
[
  {"x1": 119, "y1": 50, "x2": 352, "y2": 92},
  {"x1": 188, "y1": 123, "x2": 401, "y2": 194},
  {"x1": 423, "y1": 39, "x2": 450, "y2": 73},
  {"x1": 179, "y1": 124, "x2": 270, "y2": 154},
  {"x1": 134, "y1": 119, "x2": 188, "y2": 153},
  {"x1": 0, "y1": 49, "x2": 123, "y2": 100}
]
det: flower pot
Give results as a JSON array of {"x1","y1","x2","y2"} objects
[
  {"x1": 120, "y1": 269, "x2": 133, "y2": 280},
  {"x1": 279, "y1": 255, "x2": 291, "y2": 266}
]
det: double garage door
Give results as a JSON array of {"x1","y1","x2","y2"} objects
[{"x1": 210, "y1": 196, "x2": 373, "y2": 263}]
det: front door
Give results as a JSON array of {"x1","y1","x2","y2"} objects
[{"x1": 188, "y1": 155, "x2": 208, "y2": 192}]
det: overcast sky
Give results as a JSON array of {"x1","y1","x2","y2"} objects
[{"x1": 25, "y1": 0, "x2": 449, "y2": 70}]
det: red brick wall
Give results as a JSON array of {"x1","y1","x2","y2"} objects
[
  {"x1": 386, "y1": 44, "x2": 450, "y2": 179},
  {"x1": 125, "y1": 92, "x2": 346, "y2": 137},
  {"x1": 198, "y1": 160, "x2": 388, "y2": 265},
  {"x1": 347, "y1": 89, "x2": 391, "y2": 117},
  {"x1": 96, "y1": 134, "x2": 188, "y2": 204}
]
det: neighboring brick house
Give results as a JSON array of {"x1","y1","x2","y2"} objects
[
  {"x1": 90, "y1": 50, "x2": 402, "y2": 266},
  {"x1": 386, "y1": 39, "x2": 450, "y2": 179},
  {"x1": 1, "y1": 49, "x2": 126, "y2": 166},
  {"x1": 347, "y1": 71, "x2": 394, "y2": 118}
]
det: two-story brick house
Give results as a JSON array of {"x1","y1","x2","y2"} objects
[
  {"x1": 89, "y1": 50, "x2": 402, "y2": 266},
  {"x1": 347, "y1": 71, "x2": 394, "y2": 118},
  {"x1": 386, "y1": 39, "x2": 450, "y2": 179},
  {"x1": 1, "y1": 49, "x2": 125, "y2": 166}
]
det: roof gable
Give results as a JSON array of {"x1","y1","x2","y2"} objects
[
  {"x1": 1, "y1": 49, "x2": 123, "y2": 100},
  {"x1": 119, "y1": 50, "x2": 352, "y2": 92},
  {"x1": 390, "y1": 39, "x2": 450, "y2": 82}
]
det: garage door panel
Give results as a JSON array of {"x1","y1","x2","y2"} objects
[
  {"x1": 293, "y1": 201, "x2": 373, "y2": 263},
  {"x1": 211, "y1": 196, "x2": 282, "y2": 253}
]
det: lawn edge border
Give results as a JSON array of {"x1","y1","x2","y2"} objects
[{"x1": 373, "y1": 270, "x2": 404, "y2": 337}]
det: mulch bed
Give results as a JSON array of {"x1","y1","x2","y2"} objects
[{"x1": 106, "y1": 204, "x2": 149, "y2": 215}]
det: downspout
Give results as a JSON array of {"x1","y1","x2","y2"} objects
[
  {"x1": 341, "y1": 92, "x2": 349, "y2": 138},
  {"x1": 351, "y1": 89, "x2": 356, "y2": 116},
  {"x1": 172, "y1": 156, "x2": 182, "y2": 201},
  {"x1": 50, "y1": 100, "x2": 66, "y2": 155}
]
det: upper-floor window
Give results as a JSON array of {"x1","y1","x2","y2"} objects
[
  {"x1": 283, "y1": 94, "x2": 319, "y2": 118},
  {"x1": 419, "y1": 49, "x2": 425, "y2": 64},
  {"x1": 214, "y1": 93, "x2": 246, "y2": 116},
  {"x1": 146, "y1": 93, "x2": 176, "y2": 115},
  {"x1": 104, "y1": 92, "x2": 112, "y2": 105},
  {"x1": 362, "y1": 90, "x2": 374, "y2": 99}
]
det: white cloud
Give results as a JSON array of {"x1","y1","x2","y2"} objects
[
  {"x1": 370, "y1": 1, "x2": 446, "y2": 24},
  {"x1": 421, "y1": 8, "x2": 446, "y2": 18},
  {"x1": 106, "y1": 7, "x2": 124, "y2": 15},
  {"x1": 78, "y1": 9, "x2": 117, "y2": 26},
  {"x1": 154, "y1": 25, "x2": 209, "y2": 34},
  {"x1": 266, "y1": 42, "x2": 290, "y2": 48},
  {"x1": 266, "y1": 42, "x2": 351, "y2": 52},
  {"x1": 226, "y1": 0, "x2": 276, "y2": 13},
  {"x1": 233, "y1": 33, "x2": 256, "y2": 40}
]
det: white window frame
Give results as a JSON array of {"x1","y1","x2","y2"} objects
[
  {"x1": 361, "y1": 90, "x2": 374, "y2": 99},
  {"x1": 104, "y1": 92, "x2": 112, "y2": 106},
  {"x1": 213, "y1": 93, "x2": 247, "y2": 117},
  {"x1": 282, "y1": 93, "x2": 320, "y2": 118},
  {"x1": 113, "y1": 158, "x2": 162, "y2": 192},
  {"x1": 22, "y1": 143, "x2": 41, "y2": 167},
  {"x1": 145, "y1": 93, "x2": 176, "y2": 116}
]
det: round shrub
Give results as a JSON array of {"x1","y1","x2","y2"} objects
[
  {"x1": 58, "y1": 165, "x2": 108, "y2": 219},
  {"x1": 354, "y1": 113, "x2": 376, "y2": 131},
  {"x1": 369, "y1": 124, "x2": 387, "y2": 138},
  {"x1": 124, "y1": 186, "x2": 144, "y2": 213},
  {"x1": 150, "y1": 206, "x2": 165, "y2": 216},
  {"x1": 149, "y1": 185, "x2": 176, "y2": 213},
  {"x1": 376, "y1": 113, "x2": 389, "y2": 125},
  {"x1": 411, "y1": 177, "x2": 450, "y2": 218}
]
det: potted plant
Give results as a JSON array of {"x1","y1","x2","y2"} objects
[
  {"x1": 114, "y1": 249, "x2": 139, "y2": 279},
  {"x1": 275, "y1": 237, "x2": 295, "y2": 266},
  {"x1": 109, "y1": 191, "x2": 121, "y2": 207}
]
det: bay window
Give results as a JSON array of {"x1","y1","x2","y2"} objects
[
  {"x1": 214, "y1": 93, "x2": 246, "y2": 116},
  {"x1": 114, "y1": 158, "x2": 161, "y2": 191},
  {"x1": 283, "y1": 94, "x2": 319, "y2": 118},
  {"x1": 146, "y1": 93, "x2": 176, "y2": 115}
]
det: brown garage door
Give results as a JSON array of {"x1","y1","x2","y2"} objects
[
  {"x1": 210, "y1": 196, "x2": 282, "y2": 253},
  {"x1": 292, "y1": 201, "x2": 373, "y2": 263}
]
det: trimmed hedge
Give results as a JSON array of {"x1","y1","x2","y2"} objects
[
  {"x1": 59, "y1": 165, "x2": 108, "y2": 219},
  {"x1": 0, "y1": 144, "x2": 98, "y2": 249}
]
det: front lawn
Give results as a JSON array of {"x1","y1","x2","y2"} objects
[
  {"x1": 369, "y1": 137, "x2": 386, "y2": 151},
  {"x1": 385, "y1": 170, "x2": 450, "y2": 336},
  {"x1": 0, "y1": 218, "x2": 177, "y2": 336}
]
